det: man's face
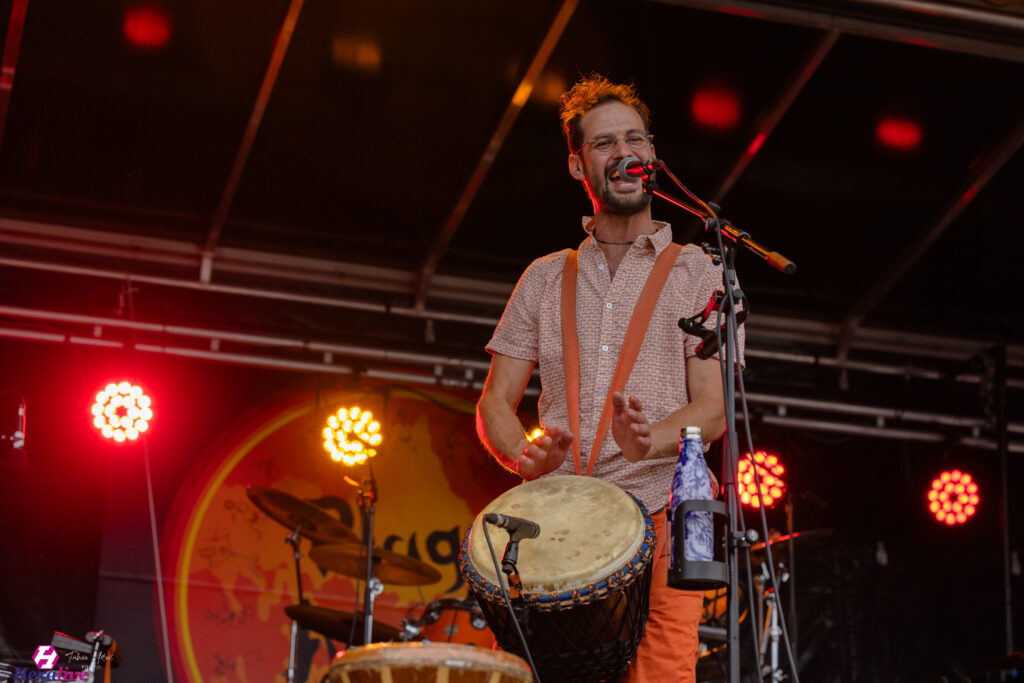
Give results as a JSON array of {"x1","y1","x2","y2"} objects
[{"x1": 571, "y1": 100, "x2": 654, "y2": 216}]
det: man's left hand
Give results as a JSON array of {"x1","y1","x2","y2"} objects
[{"x1": 611, "y1": 392, "x2": 651, "y2": 462}]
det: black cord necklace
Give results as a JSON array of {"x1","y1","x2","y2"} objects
[{"x1": 592, "y1": 228, "x2": 634, "y2": 246}]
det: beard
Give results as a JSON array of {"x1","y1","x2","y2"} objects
[
  {"x1": 599, "y1": 182, "x2": 652, "y2": 215},
  {"x1": 588, "y1": 161, "x2": 652, "y2": 216}
]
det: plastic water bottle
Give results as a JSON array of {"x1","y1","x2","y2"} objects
[{"x1": 669, "y1": 426, "x2": 714, "y2": 564}]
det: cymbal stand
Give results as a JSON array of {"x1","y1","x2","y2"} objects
[
  {"x1": 357, "y1": 464, "x2": 382, "y2": 646},
  {"x1": 285, "y1": 525, "x2": 308, "y2": 683},
  {"x1": 757, "y1": 562, "x2": 790, "y2": 682},
  {"x1": 83, "y1": 630, "x2": 114, "y2": 683},
  {"x1": 760, "y1": 587, "x2": 783, "y2": 681}
]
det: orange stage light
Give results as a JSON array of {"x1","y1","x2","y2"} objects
[
  {"x1": 738, "y1": 450, "x2": 786, "y2": 508},
  {"x1": 323, "y1": 406, "x2": 382, "y2": 467},
  {"x1": 91, "y1": 382, "x2": 152, "y2": 442},
  {"x1": 928, "y1": 470, "x2": 979, "y2": 525}
]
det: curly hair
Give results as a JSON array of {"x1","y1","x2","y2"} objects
[{"x1": 559, "y1": 74, "x2": 651, "y2": 153}]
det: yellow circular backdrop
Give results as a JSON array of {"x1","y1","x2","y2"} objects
[{"x1": 162, "y1": 381, "x2": 517, "y2": 682}]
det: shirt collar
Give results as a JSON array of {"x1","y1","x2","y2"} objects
[{"x1": 581, "y1": 216, "x2": 673, "y2": 254}]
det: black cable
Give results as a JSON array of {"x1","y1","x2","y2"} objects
[
  {"x1": 714, "y1": 270, "x2": 764, "y2": 681},
  {"x1": 124, "y1": 280, "x2": 176, "y2": 683},
  {"x1": 656, "y1": 164, "x2": 801, "y2": 682},
  {"x1": 710, "y1": 216, "x2": 801, "y2": 683},
  {"x1": 480, "y1": 523, "x2": 541, "y2": 683},
  {"x1": 714, "y1": 323, "x2": 771, "y2": 681},
  {"x1": 727, "y1": 435, "x2": 768, "y2": 679}
]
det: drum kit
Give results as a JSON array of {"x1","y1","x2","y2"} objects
[
  {"x1": 696, "y1": 529, "x2": 832, "y2": 682},
  {"x1": 245, "y1": 484, "x2": 502, "y2": 681},
  {"x1": 247, "y1": 480, "x2": 826, "y2": 683}
]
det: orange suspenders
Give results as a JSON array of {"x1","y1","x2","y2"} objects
[{"x1": 560, "y1": 243, "x2": 681, "y2": 476}]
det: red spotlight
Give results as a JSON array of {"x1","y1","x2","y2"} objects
[
  {"x1": 876, "y1": 117, "x2": 922, "y2": 151},
  {"x1": 691, "y1": 87, "x2": 740, "y2": 131},
  {"x1": 738, "y1": 451, "x2": 786, "y2": 508},
  {"x1": 927, "y1": 469, "x2": 979, "y2": 525},
  {"x1": 91, "y1": 382, "x2": 152, "y2": 442},
  {"x1": 123, "y1": 4, "x2": 171, "y2": 50}
]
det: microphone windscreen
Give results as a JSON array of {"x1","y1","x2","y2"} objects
[{"x1": 617, "y1": 156, "x2": 642, "y2": 179}]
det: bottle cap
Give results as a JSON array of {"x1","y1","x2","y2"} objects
[{"x1": 683, "y1": 426, "x2": 702, "y2": 440}]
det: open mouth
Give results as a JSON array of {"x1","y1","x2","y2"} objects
[{"x1": 607, "y1": 166, "x2": 634, "y2": 186}]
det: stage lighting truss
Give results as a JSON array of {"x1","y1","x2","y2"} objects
[
  {"x1": 928, "y1": 469, "x2": 979, "y2": 525},
  {"x1": 323, "y1": 406, "x2": 382, "y2": 466},
  {"x1": 739, "y1": 450, "x2": 786, "y2": 508},
  {"x1": 91, "y1": 382, "x2": 152, "y2": 442}
]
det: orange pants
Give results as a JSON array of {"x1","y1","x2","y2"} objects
[{"x1": 621, "y1": 509, "x2": 704, "y2": 683}]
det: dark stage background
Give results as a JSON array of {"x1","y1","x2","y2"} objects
[{"x1": 0, "y1": 336, "x2": 1019, "y2": 681}]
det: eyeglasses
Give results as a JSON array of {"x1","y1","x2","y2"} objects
[{"x1": 577, "y1": 133, "x2": 653, "y2": 154}]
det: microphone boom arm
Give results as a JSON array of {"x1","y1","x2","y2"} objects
[{"x1": 642, "y1": 167, "x2": 796, "y2": 276}]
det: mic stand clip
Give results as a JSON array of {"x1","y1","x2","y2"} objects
[{"x1": 500, "y1": 539, "x2": 529, "y2": 631}]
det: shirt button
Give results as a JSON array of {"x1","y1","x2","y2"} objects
[
  {"x1": 605, "y1": 302, "x2": 613, "y2": 309},
  {"x1": 598, "y1": 264, "x2": 606, "y2": 270},
  {"x1": 602, "y1": 345, "x2": 609, "y2": 351}
]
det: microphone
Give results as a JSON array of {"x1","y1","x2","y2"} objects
[
  {"x1": 618, "y1": 156, "x2": 664, "y2": 180},
  {"x1": 484, "y1": 512, "x2": 540, "y2": 540}
]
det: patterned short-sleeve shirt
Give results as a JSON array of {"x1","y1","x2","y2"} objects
[{"x1": 486, "y1": 218, "x2": 745, "y2": 513}]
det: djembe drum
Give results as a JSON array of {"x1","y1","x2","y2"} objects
[
  {"x1": 459, "y1": 476, "x2": 655, "y2": 683},
  {"x1": 328, "y1": 642, "x2": 532, "y2": 683}
]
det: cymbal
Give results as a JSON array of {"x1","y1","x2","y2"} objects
[
  {"x1": 285, "y1": 604, "x2": 401, "y2": 645},
  {"x1": 749, "y1": 528, "x2": 832, "y2": 555},
  {"x1": 309, "y1": 542, "x2": 442, "y2": 586},
  {"x1": 246, "y1": 485, "x2": 358, "y2": 544}
]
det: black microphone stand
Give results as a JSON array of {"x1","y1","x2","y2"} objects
[
  {"x1": 642, "y1": 166, "x2": 799, "y2": 683},
  {"x1": 499, "y1": 538, "x2": 529, "y2": 629},
  {"x1": 357, "y1": 462, "x2": 381, "y2": 646},
  {"x1": 285, "y1": 525, "x2": 307, "y2": 683}
]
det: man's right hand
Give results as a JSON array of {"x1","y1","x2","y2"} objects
[{"x1": 518, "y1": 426, "x2": 573, "y2": 480}]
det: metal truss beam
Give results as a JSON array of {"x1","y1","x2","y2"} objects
[
  {"x1": 201, "y1": 0, "x2": 305, "y2": 277},
  {"x1": 1, "y1": 306, "x2": 1021, "y2": 452},
  {"x1": 837, "y1": 109, "x2": 1024, "y2": 384},
  {"x1": 649, "y1": 0, "x2": 1024, "y2": 62},
  {"x1": 0, "y1": 0, "x2": 29, "y2": 150},
  {"x1": 413, "y1": 0, "x2": 579, "y2": 310},
  {"x1": 711, "y1": 29, "x2": 839, "y2": 206},
  {"x1": 2, "y1": 218, "x2": 1024, "y2": 373}
]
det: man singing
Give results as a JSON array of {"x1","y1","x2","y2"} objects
[{"x1": 476, "y1": 74, "x2": 744, "y2": 681}]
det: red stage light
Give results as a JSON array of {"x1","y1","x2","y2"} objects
[
  {"x1": 876, "y1": 117, "x2": 922, "y2": 151},
  {"x1": 91, "y1": 382, "x2": 152, "y2": 442},
  {"x1": 738, "y1": 450, "x2": 786, "y2": 508},
  {"x1": 123, "y1": 5, "x2": 171, "y2": 50},
  {"x1": 691, "y1": 87, "x2": 740, "y2": 130},
  {"x1": 928, "y1": 470, "x2": 978, "y2": 525}
]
